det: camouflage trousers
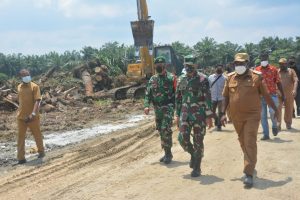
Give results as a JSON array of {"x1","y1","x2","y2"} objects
[
  {"x1": 154, "y1": 105, "x2": 174, "y2": 150},
  {"x1": 178, "y1": 115, "x2": 206, "y2": 159}
]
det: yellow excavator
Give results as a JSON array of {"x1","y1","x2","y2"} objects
[{"x1": 109, "y1": 0, "x2": 183, "y2": 100}]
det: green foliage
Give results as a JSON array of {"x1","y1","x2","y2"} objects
[
  {"x1": 0, "y1": 73, "x2": 8, "y2": 81},
  {"x1": 0, "y1": 36, "x2": 299, "y2": 79}
]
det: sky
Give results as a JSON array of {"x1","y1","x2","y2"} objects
[{"x1": 0, "y1": 0, "x2": 299, "y2": 55}]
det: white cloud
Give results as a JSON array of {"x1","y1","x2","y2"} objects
[
  {"x1": 57, "y1": 0, "x2": 123, "y2": 19},
  {"x1": 205, "y1": 19, "x2": 222, "y2": 31}
]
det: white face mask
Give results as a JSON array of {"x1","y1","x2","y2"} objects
[
  {"x1": 22, "y1": 75, "x2": 31, "y2": 83},
  {"x1": 235, "y1": 66, "x2": 247, "y2": 75},
  {"x1": 261, "y1": 61, "x2": 268, "y2": 67}
]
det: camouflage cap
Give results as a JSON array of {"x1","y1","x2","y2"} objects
[
  {"x1": 234, "y1": 53, "x2": 249, "y2": 62},
  {"x1": 154, "y1": 56, "x2": 166, "y2": 64},
  {"x1": 255, "y1": 58, "x2": 261, "y2": 65},
  {"x1": 279, "y1": 58, "x2": 287, "y2": 64},
  {"x1": 184, "y1": 54, "x2": 195, "y2": 65}
]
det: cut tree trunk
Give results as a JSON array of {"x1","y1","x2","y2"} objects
[{"x1": 81, "y1": 70, "x2": 94, "y2": 97}]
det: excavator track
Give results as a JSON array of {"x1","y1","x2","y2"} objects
[
  {"x1": 108, "y1": 86, "x2": 132, "y2": 100},
  {"x1": 126, "y1": 85, "x2": 146, "y2": 99}
]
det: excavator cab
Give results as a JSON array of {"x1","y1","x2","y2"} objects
[{"x1": 153, "y1": 46, "x2": 183, "y2": 76}]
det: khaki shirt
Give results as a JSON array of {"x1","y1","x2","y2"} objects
[
  {"x1": 278, "y1": 68, "x2": 298, "y2": 97},
  {"x1": 223, "y1": 70, "x2": 268, "y2": 121},
  {"x1": 17, "y1": 82, "x2": 41, "y2": 120}
]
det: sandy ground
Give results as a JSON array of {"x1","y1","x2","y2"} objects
[{"x1": 0, "y1": 114, "x2": 299, "y2": 200}]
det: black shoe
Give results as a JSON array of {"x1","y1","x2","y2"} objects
[
  {"x1": 163, "y1": 149, "x2": 173, "y2": 164},
  {"x1": 243, "y1": 175, "x2": 253, "y2": 188},
  {"x1": 217, "y1": 127, "x2": 222, "y2": 131},
  {"x1": 159, "y1": 155, "x2": 165, "y2": 162},
  {"x1": 191, "y1": 157, "x2": 201, "y2": 177},
  {"x1": 191, "y1": 170, "x2": 201, "y2": 177},
  {"x1": 272, "y1": 127, "x2": 278, "y2": 136},
  {"x1": 38, "y1": 152, "x2": 45, "y2": 158},
  {"x1": 286, "y1": 124, "x2": 292, "y2": 130},
  {"x1": 164, "y1": 155, "x2": 173, "y2": 164},
  {"x1": 18, "y1": 159, "x2": 27, "y2": 164},
  {"x1": 261, "y1": 136, "x2": 270, "y2": 140}
]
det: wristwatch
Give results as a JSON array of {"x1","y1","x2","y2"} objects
[{"x1": 31, "y1": 112, "x2": 36, "y2": 116}]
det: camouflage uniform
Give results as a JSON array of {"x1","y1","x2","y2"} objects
[
  {"x1": 176, "y1": 71, "x2": 213, "y2": 174},
  {"x1": 144, "y1": 72, "x2": 176, "y2": 151}
]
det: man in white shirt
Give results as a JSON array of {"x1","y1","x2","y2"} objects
[{"x1": 208, "y1": 64, "x2": 226, "y2": 131}]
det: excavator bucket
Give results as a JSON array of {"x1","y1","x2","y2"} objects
[{"x1": 131, "y1": 20, "x2": 154, "y2": 47}]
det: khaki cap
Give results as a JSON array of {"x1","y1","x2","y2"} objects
[
  {"x1": 234, "y1": 53, "x2": 249, "y2": 62},
  {"x1": 279, "y1": 58, "x2": 287, "y2": 63}
]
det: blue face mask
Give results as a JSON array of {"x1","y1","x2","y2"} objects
[{"x1": 22, "y1": 75, "x2": 31, "y2": 83}]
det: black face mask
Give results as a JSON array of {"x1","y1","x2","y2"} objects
[
  {"x1": 289, "y1": 62, "x2": 296, "y2": 66},
  {"x1": 156, "y1": 66, "x2": 163, "y2": 73},
  {"x1": 216, "y1": 69, "x2": 223, "y2": 74},
  {"x1": 185, "y1": 65, "x2": 195, "y2": 74}
]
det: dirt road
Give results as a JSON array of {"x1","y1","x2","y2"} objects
[{"x1": 0, "y1": 116, "x2": 299, "y2": 200}]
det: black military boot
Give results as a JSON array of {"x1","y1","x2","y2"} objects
[
  {"x1": 191, "y1": 157, "x2": 201, "y2": 177},
  {"x1": 163, "y1": 148, "x2": 173, "y2": 164},
  {"x1": 159, "y1": 155, "x2": 165, "y2": 162},
  {"x1": 189, "y1": 153, "x2": 194, "y2": 168}
]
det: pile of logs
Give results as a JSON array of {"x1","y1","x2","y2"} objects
[
  {"x1": 0, "y1": 85, "x2": 19, "y2": 110},
  {"x1": 0, "y1": 60, "x2": 121, "y2": 112},
  {"x1": 0, "y1": 82, "x2": 82, "y2": 112}
]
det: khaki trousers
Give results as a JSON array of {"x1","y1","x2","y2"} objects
[
  {"x1": 278, "y1": 95, "x2": 294, "y2": 127},
  {"x1": 232, "y1": 119, "x2": 259, "y2": 176},
  {"x1": 17, "y1": 117, "x2": 44, "y2": 160}
]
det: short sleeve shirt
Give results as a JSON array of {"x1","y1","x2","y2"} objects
[
  {"x1": 17, "y1": 82, "x2": 41, "y2": 120},
  {"x1": 255, "y1": 65, "x2": 280, "y2": 94},
  {"x1": 223, "y1": 70, "x2": 269, "y2": 121}
]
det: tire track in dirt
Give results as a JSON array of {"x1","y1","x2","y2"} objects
[{"x1": 0, "y1": 121, "x2": 156, "y2": 194}]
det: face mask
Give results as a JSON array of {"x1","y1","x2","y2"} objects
[
  {"x1": 22, "y1": 75, "x2": 31, "y2": 83},
  {"x1": 156, "y1": 66, "x2": 163, "y2": 74},
  {"x1": 289, "y1": 62, "x2": 296, "y2": 66},
  {"x1": 185, "y1": 65, "x2": 195, "y2": 74},
  {"x1": 216, "y1": 69, "x2": 223, "y2": 74},
  {"x1": 280, "y1": 65, "x2": 287, "y2": 70},
  {"x1": 235, "y1": 66, "x2": 247, "y2": 75},
  {"x1": 261, "y1": 61, "x2": 268, "y2": 67}
]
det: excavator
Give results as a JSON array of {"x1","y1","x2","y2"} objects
[{"x1": 109, "y1": 0, "x2": 183, "y2": 100}]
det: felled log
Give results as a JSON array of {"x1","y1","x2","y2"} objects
[
  {"x1": 41, "y1": 104, "x2": 55, "y2": 113},
  {"x1": 39, "y1": 66, "x2": 58, "y2": 83},
  {"x1": 3, "y1": 97, "x2": 19, "y2": 108},
  {"x1": 81, "y1": 70, "x2": 94, "y2": 97},
  {"x1": 63, "y1": 86, "x2": 78, "y2": 99}
]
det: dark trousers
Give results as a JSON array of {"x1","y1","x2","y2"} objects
[{"x1": 212, "y1": 100, "x2": 222, "y2": 128}]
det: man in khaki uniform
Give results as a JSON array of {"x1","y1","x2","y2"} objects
[
  {"x1": 277, "y1": 58, "x2": 298, "y2": 129},
  {"x1": 221, "y1": 53, "x2": 278, "y2": 188},
  {"x1": 17, "y1": 69, "x2": 45, "y2": 164}
]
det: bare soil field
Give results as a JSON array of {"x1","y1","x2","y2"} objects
[{"x1": 0, "y1": 107, "x2": 299, "y2": 200}]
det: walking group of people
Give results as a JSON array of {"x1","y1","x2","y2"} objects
[
  {"x1": 13, "y1": 51, "x2": 299, "y2": 189},
  {"x1": 144, "y1": 52, "x2": 299, "y2": 188}
]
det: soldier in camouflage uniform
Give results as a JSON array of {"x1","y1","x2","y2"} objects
[
  {"x1": 144, "y1": 56, "x2": 177, "y2": 164},
  {"x1": 175, "y1": 55, "x2": 213, "y2": 177}
]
